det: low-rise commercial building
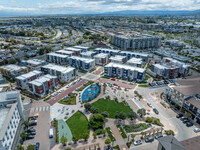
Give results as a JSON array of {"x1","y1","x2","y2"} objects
[
  {"x1": 126, "y1": 58, "x2": 143, "y2": 67},
  {"x1": 149, "y1": 57, "x2": 190, "y2": 79},
  {"x1": 20, "y1": 59, "x2": 47, "y2": 71},
  {"x1": 28, "y1": 74, "x2": 58, "y2": 97},
  {"x1": 0, "y1": 91, "x2": 24, "y2": 150},
  {"x1": 0, "y1": 65, "x2": 29, "y2": 79},
  {"x1": 94, "y1": 53, "x2": 109, "y2": 66},
  {"x1": 165, "y1": 77, "x2": 200, "y2": 125},
  {"x1": 104, "y1": 63, "x2": 146, "y2": 82},
  {"x1": 41, "y1": 64, "x2": 75, "y2": 82},
  {"x1": 109, "y1": 55, "x2": 127, "y2": 64},
  {"x1": 68, "y1": 56, "x2": 95, "y2": 72},
  {"x1": 16, "y1": 70, "x2": 42, "y2": 90},
  {"x1": 46, "y1": 52, "x2": 68, "y2": 65}
]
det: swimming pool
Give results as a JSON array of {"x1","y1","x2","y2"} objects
[{"x1": 81, "y1": 83, "x2": 100, "y2": 102}]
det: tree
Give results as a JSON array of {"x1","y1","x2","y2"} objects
[
  {"x1": 165, "y1": 130, "x2": 175, "y2": 136},
  {"x1": 17, "y1": 145, "x2": 24, "y2": 150},
  {"x1": 93, "y1": 132, "x2": 97, "y2": 139},
  {"x1": 61, "y1": 136, "x2": 67, "y2": 146},
  {"x1": 27, "y1": 145, "x2": 35, "y2": 150},
  {"x1": 89, "y1": 114, "x2": 105, "y2": 129},
  {"x1": 90, "y1": 107, "x2": 99, "y2": 114},
  {"x1": 140, "y1": 132, "x2": 146, "y2": 139},
  {"x1": 72, "y1": 136, "x2": 78, "y2": 144},
  {"x1": 101, "y1": 111, "x2": 109, "y2": 118},
  {"x1": 20, "y1": 131, "x2": 27, "y2": 141},
  {"x1": 83, "y1": 133, "x2": 89, "y2": 141},
  {"x1": 131, "y1": 134, "x2": 135, "y2": 140},
  {"x1": 84, "y1": 103, "x2": 92, "y2": 112},
  {"x1": 119, "y1": 112, "x2": 126, "y2": 120},
  {"x1": 128, "y1": 112, "x2": 138, "y2": 120},
  {"x1": 105, "y1": 139, "x2": 111, "y2": 145},
  {"x1": 24, "y1": 120, "x2": 29, "y2": 128},
  {"x1": 115, "y1": 111, "x2": 119, "y2": 122},
  {"x1": 137, "y1": 108, "x2": 146, "y2": 118}
]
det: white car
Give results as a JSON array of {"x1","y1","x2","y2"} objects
[
  {"x1": 194, "y1": 128, "x2": 200, "y2": 133},
  {"x1": 134, "y1": 140, "x2": 142, "y2": 146}
]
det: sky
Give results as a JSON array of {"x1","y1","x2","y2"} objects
[{"x1": 0, "y1": 0, "x2": 200, "y2": 15}]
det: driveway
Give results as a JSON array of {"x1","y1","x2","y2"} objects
[{"x1": 47, "y1": 79, "x2": 87, "y2": 106}]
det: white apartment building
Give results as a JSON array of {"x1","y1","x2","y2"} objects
[
  {"x1": 80, "y1": 51, "x2": 96, "y2": 59},
  {"x1": 109, "y1": 55, "x2": 127, "y2": 64},
  {"x1": 21, "y1": 59, "x2": 47, "y2": 71},
  {"x1": 55, "y1": 50, "x2": 73, "y2": 57},
  {"x1": 126, "y1": 58, "x2": 143, "y2": 67},
  {"x1": 73, "y1": 46, "x2": 89, "y2": 52},
  {"x1": 68, "y1": 56, "x2": 95, "y2": 72},
  {"x1": 16, "y1": 70, "x2": 42, "y2": 90},
  {"x1": 94, "y1": 53, "x2": 109, "y2": 66},
  {"x1": 41, "y1": 64, "x2": 75, "y2": 82},
  {"x1": 0, "y1": 91, "x2": 24, "y2": 150},
  {"x1": 104, "y1": 63, "x2": 146, "y2": 82},
  {"x1": 46, "y1": 52, "x2": 69, "y2": 65},
  {"x1": 28, "y1": 74, "x2": 58, "y2": 97}
]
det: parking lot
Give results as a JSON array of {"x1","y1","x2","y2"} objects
[
  {"x1": 24, "y1": 102, "x2": 50, "y2": 150},
  {"x1": 149, "y1": 79, "x2": 175, "y2": 87}
]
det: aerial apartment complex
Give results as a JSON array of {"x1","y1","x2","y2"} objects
[
  {"x1": 0, "y1": 91, "x2": 24, "y2": 150},
  {"x1": 16, "y1": 70, "x2": 42, "y2": 90},
  {"x1": 104, "y1": 63, "x2": 146, "y2": 82},
  {"x1": 110, "y1": 32, "x2": 161, "y2": 50},
  {"x1": 41, "y1": 64, "x2": 75, "y2": 82},
  {"x1": 20, "y1": 59, "x2": 47, "y2": 71},
  {"x1": 109, "y1": 55, "x2": 127, "y2": 64},
  {"x1": 46, "y1": 52, "x2": 69, "y2": 65},
  {"x1": 149, "y1": 57, "x2": 190, "y2": 79}
]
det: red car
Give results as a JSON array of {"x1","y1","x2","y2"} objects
[{"x1": 111, "y1": 78, "x2": 116, "y2": 81}]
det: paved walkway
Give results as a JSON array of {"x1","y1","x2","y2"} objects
[{"x1": 58, "y1": 119, "x2": 72, "y2": 142}]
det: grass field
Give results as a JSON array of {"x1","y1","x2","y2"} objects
[
  {"x1": 66, "y1": 111, "x2": 90, "y2": 139},
  {"x1": 59, "y1": 95, "x2": 76, "y2": 105},
  {"x1": 91, "y1": 98, "x2": 133, "y2": 118},
  {"x1": 138, "y1": 84, "x2": 149, "y2": 87}
]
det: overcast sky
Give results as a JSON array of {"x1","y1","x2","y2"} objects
[{"x1": 1, "y1": 0, "x2": 200, "y2": 14}]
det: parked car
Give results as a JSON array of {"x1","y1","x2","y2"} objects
[
  {"x1": 133, "y1": 140, "x2": 142, "y2": 146},
  {"x1": 35, "y1": 142, "x2": 40, "y2": 150},
  {"x1": 147, "y1": 103, "x2": 152, "y2": 107},
  {"x1": 113, "y1": 83, "x2": 118, "y2": 86},
  {"x1": 27, "y1": 131, "x2": 36, "y2": 135},
  {"x1": 194, "y1": 128, "x2": 200, "y2": 133},
  {"x1": 153, "y1": 108, "x2": 159, "y2": 114},
  {"x1": 176, "y1": 114, "x2": 183, "y2": 118},
  {"x1": 27, "y1": 128, "x2": 36, "y2": 132},
  {"x1": 111, "y1": 78, "x2": 115, "y2": 81},
  {"x1": 186, "y1": 122, "x2": 193, "y2": 127},
  {"x1": 145, "y1": 136, "x2": 154, "y2": 143},
  {"x1": 180, "y1": 116, "x2": 187, "y2": 121},
  {"x1": 182, "y1": 119, "x2": 190, "y2": 124},
  {"x1": 29, "y1": 120, "x2": 37, "y2": 126},
  {"x1": 155, "y1": 134, "x2": 163, "y2": 139},
  {"x1": 26, "y1": 135, "x2": 34, "y2": 139}
]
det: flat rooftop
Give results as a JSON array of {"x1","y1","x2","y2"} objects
[
  {"x1": 42, "y1": 64, "x2": 75, "y2": 73},
  {"x1": 95, "y1": 48, "x2": 121, "y2": 53},
  {"x1": 0, "y1": 64, "x2": 27, "y2": 71},
  {"x1": 94, "y1": 53, "x2": 109, "y2": 58},
  {"x1": 70, "y1": 56, "x2": 95, "y2": 63},
  {"x1": 73, "y1": 46, "x2": 89, "y2": 49},
  {"x1": 119, "y1": 51, "x2": 149, "y2": 57},
  {"x1": 47, "y1": 52, "x2": 69, "y2": 58},
  {"x1": 29, "y1": 74, "x2": 57, "y2": 86},
  {"x1": 105, "y1": 63, "x2": 145, "y2": 73},
  {"x1": 127, "y1": 58, "x2": 143, "y2": 64},
  {"x1": 81, "y1": 51, "x2": 96, "y2": 55},
  {"x1": 65, "y1": 47, "x2": 82, "y2": 52},
  {"x1": 109, "y1": 55, "x2": 126, "y2": 61},
  {"x1": 56, "y1": 50, "x2": 74, "y2": 55},
  {"x1": 16, "y1": 70, "x2": 41, "y2": 80}
]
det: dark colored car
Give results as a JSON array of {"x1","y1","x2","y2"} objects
[
  {"x1": 153, "y1": 108, "x2": 159, "y2": 114},
  {"x1": 164, "y1": 80, "x2": 169, "y2": 84},
  {"x1": 28, "y1": 128, "x2": 36, "y2": 132},
  {"x1": 176, "y1": 114, "x2": 183, "y2": 118},
  {"x1": 27, "y1": 131, "x2": 36, "y2": 135},
  {"x1": 35, "y1": 142, "x2": 40, "y2": 150},
  {"x1": 26, "y1": 135, "x2": 34, "y2": 139},
  {"x1": 29, "y1": 121, "x2": 37, "y2": 126},
  {"x1": 186, "y1": 122, "x2": 193, "y2": 127},
  {"x1": 145, "y1": 136, "x2": 154, "y2": 143},
  {"x1": 180, "y1": 116, "x2": 187, "y2": 121},
  {"x1": 155, "y1": 134, "x2": 163, "y2": 139},
  {"x1": 182, "y1": 119, "x2": 189, "y2": 124}
]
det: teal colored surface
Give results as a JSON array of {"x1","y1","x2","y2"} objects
[{"x1": 58, "y1": 119, "x2": 72, "y2": 142}]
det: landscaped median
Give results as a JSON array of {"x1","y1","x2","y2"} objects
[
  {"x1": 105, "y1": 127, "x2": 116, "y2": 141},
  {"x1": 116, "y1": 125, "x2": 127, "y2": 138},
  {"x1": 124, "y1": 123, "x2": 150, "y2": 133},
  {"x1": 58, "y1": 93, "x2": 77, "y2": 105}
]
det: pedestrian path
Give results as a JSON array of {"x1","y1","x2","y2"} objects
[
  {"x1": 30, "y1": 106, "x2": 50, "y2": 113},
  {"x1": 58, "y1": 119, "x2": 72, "y2": 143}
]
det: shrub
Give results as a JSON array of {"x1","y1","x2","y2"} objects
[
  {"x1": 126, "y1": 142, "x2": 132, "y2": 148},
  {"x1": 145, "y1": 117, "x2": 153, "y2": 123},
  {"x1": 113, "y1": 145, "x2": 120, "y2": 150},
  {"x1": 166, "y1": 130, "x2": 175, "y2": 136}
]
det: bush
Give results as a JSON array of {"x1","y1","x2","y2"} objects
[
  {"x1": 116, "y1": 125, "x2": 127, "y2": 138},
  {"x1": 145, "y1": 117, "x2": 153, "y2": 123},
  {"x1": 113, "y1": 145, "x2": 120, "y2": 150},
  {"x1": 145, "y1": 117, "x2": 163, "y2": 126},
  {"x1": 106, "y1": 127, "x2": 116, "y2": 141},
  {"x1": 126, "y1": 142, "x2": 132, "y2": 148},
  {"x1": 166, "y1": 130, "x2": 175, "y2": 136}
]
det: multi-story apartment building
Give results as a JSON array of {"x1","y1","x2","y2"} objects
[
  {"x1": 0, "y1": 65, "x2": 29, "y2": 79},
  {"x1": 119, "y1": 51, "x2": 149, "y2": 62},
  {"x1": 149, "y1": 57, "x2": 190, "y2": 79},
  {"x1": 64, "y1": 47, "x2": 83, "y2": 56},
  {"x1": 126, "y1": 58, "x2": 143, "y2": 68},
  {"x1": 80, "y1": 51, "x2": 96, "y2": 59},
  {"x1": 28, "y1": 74, "x2": 58, "y2": 97},
  {"x1": 94, "y1": 48, "x2": 120, "y2": 57},
  {"x1": 16, "y1": 70, "x2": 42, "y2": 90},
  {"x1": 55, "y1": 50, "x2": 73, "y2": 57},
  {"x1": 104, "y1": 63, "x2": 146, "y2": 82},
  {"x1": 73, "y1": 46, "x2": 89, "y2": 52},
  {"x1": 0, "y1": 91, "x2": 24, "y2": 150},
  {"x1": 68, "y1": 56, "x2": 95, "y2": 72},
  {"x1": 46, "y1": 52, "x2": 68, "y2": 65},
  {"x1": 110, "y1": 32, "x2": 161, "y2": 50},
  {"x1": 165, "y1": 77, "x2": 200, "y2": 124},
  {"x1": 94, "y1": 53, "x2": 109, "y2": 66},
  {"x1": 109, "y1": 55, "x2": 127, "y2": 64},
  {"x1": 41, "y1": 64, "x2": 75, "y2": 82},
  {"x1": 20, "y1": 59, "x2": 47, "y2": 71}
]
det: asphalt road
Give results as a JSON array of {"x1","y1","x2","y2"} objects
[{"x1": 47, "y1": 79, "x2": 87, "y2": 105}]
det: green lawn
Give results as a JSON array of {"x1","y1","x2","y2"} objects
[
  {"x1": 138, "y1": 84, "x2": 149, "y2": 87},
  {"x1": 66, "y1": 111, "x2": 90, "y2": 139},
  {"x1": 91, "y1": 98, "x2": 133, "y2": 118},
  {"x1": 59, "y1": 95, "x2": 76, "y2": 105}
]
